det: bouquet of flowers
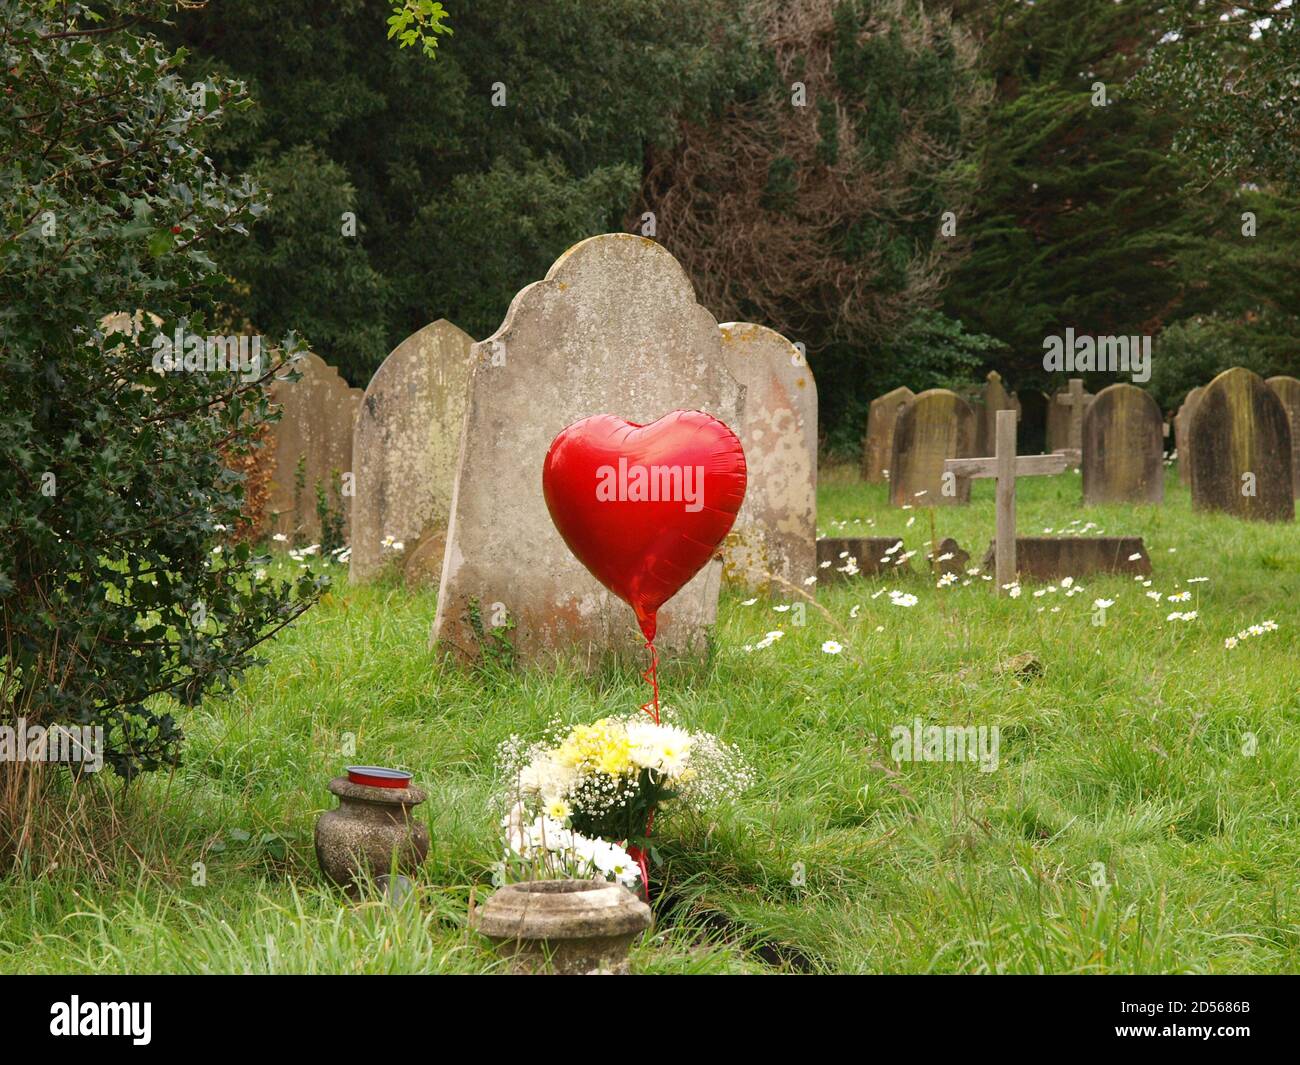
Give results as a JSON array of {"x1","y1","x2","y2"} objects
[{"x1": 497, "y1": 712, "x2": 751, "y2": 885}]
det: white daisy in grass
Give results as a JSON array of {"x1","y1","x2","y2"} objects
[
  {"x1": 849, "y1": 605, "x2": 861, "y2": 619},
  {"x1": 820, "y1": 560, "x2": 832, "y2": 569},
  {"x1": 773, "y1": 604, "x2": 791, "y2": 613},
  {"x1": 1008, "y1": 585, "x2": 1022, "y2": 598},
  {"x1": 741, "y1": 597, "x2": 758, "y2": 606},
  {"x1": 871, "y1": 589, "x2": 886, "y2": 600},
  {"x1": 1166, "y1": 611, "x2": 1197, "y2": 622},
  {"x1": 1224, "y1": 636, "x2": 1239, "y2": 649},
  {"x1": 889, "y1": 591, "x2": 918, "y2": 607},
  {"x1": 1187, "y1": 576, "x2": 1209, "y2": 583},
  {"x1": 937, "y1": 572, "x2": 957, "y2": 588},
  {"x1": 1167, "y1": 591, "x2": 1191, "y2": 602},
  {"x1": 1093, "y1": 598, "x2": 1114, "y2": 610},
  {"x1": 906, "y1": 516, "x2": 915, "y2": 527},
  {"x1": 885, "y1": 541, "x2": 902, "y2": 556},
  {"x1": 1145, "y1": 591, "x2": 1162, "y2": 602},
  {"x1": 1060, "y1": 576, "x2": 1074, "y2": 588},
  {"x1": 1168, "y1": 547, "x2": 1177, "y2": 553},
  {"x1": 754, "y1": 630, "x2": 785, "y2": 649},
  {"x1": 272, "y1": 532, "x2": 288, "y2": 543},
  {"x1": 803, "y1": 576, "x2": 817, "y2": 586},
  {"x1": 821, "y1": 640, "x2": 844, "y2": 655},
  {"x1": 967, "y1": 567, "x2": 980, "y2": 576}
]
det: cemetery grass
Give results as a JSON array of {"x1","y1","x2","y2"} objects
[{"x1": 3, "y1": 467, "x2": 1298, "y2": 974}]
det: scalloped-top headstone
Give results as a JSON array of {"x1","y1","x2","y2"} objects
[
  {"x1": 1266, "y1": 375, "x2": 1300, "y2": 500},
  {"x1": 431, "y1": 234, "x2": 745, "y2": 663},
  {"x1": 862, "y1": 386, "x2": 913, "y2": 484},
  {"x1": 1082, "y1": 383, "x2": 1164, "y2": 504},
  {"x1": 349, "y1": 319, "x2": 475, "y2": 584},
  {"x1": 1188, "y1": 367, "x2": 1293, "y2": 522},
  {"x1": 719, "y1": 322, "x2": 817, "y2": 594},
  {"x1": 889, "y1": 389, "x2": 976, "y2": 506},
  {"x1": 267, "y1": 352, "x2": 362, "y2": 544}
]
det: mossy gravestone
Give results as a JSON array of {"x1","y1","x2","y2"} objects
[
  {"x1": 719, "y1": 322, "x2": 817, "y2": 595},
  {"x1": 1188, "y1": 367, "x2": 1293, "y2": 522},
  {"x1": 1266, "y1": 375, "x2": 1300, "y2": 500},
  {"x1": 889, "y1": 389, "x2": 976, "y2": 506},
  {"x1": 350, "y1": 319, "x2": 475, "y2": 585},
  {"x1": 862, "y1": 386, "x2": 913, "y2": 484},
  {"x1": 432, "y1": 234, "x2": 744, "y2": 664},
  {"x1": 267, "y1": 352, "x2": 362, "y2": 545},
  {"x1": 1174, "y1": 385, "x2": 1204, "y2": 487},
  {"x1": 1082, "y1": 383, "x2": 1164, "y2": 505}
]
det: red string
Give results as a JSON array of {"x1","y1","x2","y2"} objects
[
  {"x1": 630, "y1": 639, "x2": 661, "y2": 901},
  {"x1": 638, "y1": 638, "x2": 660, "y2": 724}
]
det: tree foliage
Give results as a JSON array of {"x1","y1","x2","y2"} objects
[
  {"x1": 635, "y1": 0, "x2": 992, "y2": 450},
  {"x1": 1, "y1": 0, "x2": 323, "y2": 779}
]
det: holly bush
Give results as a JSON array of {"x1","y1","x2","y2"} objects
[{"x1": 1, "y1": 1, "x2": 324, "y2": 779}]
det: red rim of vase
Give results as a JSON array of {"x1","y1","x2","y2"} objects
[{"x1": 345, "y1": 766, "x2": 413, "y2": 789}]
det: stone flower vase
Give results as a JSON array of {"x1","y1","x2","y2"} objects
[
  {"x1": 314, "y1": 774, "x2": 429, "y2": 894},
  {"x1": 472, "y1": 879, "x2": 653, "y2": 975}
]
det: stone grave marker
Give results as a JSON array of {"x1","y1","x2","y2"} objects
[
  {"x1": 1188, "y1": 367, "x2": 1293, "y2": 522},
  {"x1": 431, "y1": 234, "x2": 745, "y2": 663},
  {"x1": 980, "y1": 537, "x2": 1152, "y2": 581},
  {"x1": 981, "y1": 371, "x2": 1020, "y2": 454},
  {"x1": 266, "y1": 352, "x2": 362, "y2": 545},
  {"x1": 889, "y1": 389, "x2": 976, "y2": 506},
  {"x1": 1174, "y1": 385, "x2": 1204, "y2": 487},
  {"x1": 945, "y1": 409, "x2": 1068, "y2": 589},
  {"x1": 1266, "y1": 375, "x2": 1300, "y2": 499},
  {"x1": 862, "y1": 386, "x2": 914, "y2": 484},
  {"x1": 350, "y1": 319, "x2": 476, "y2": 585},
  {"x1": 718, "y1": 322, "x2": 817, "y2": 595},
  {"x1": 1081, "y1": 383, "x2": 1164, "y2": 505},
  {"x1": 1053, "y1": 378, "x2": 1093, "y2": 459}
]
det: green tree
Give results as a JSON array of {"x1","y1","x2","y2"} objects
[
  {"x1": 633, "y1": 0, "x2": 992, "y2": 452},
  {"x1": 1, "y1": 0, "x2": 324, "y2": 782},
  {"x1": 167, "y1": 0, "x2": 759, "y2": 384},
  {"x1": 1134, "y1": 2, "x2": 1299, "y2": 191}
]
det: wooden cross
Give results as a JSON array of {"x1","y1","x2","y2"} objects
[{"x1": 944, "y1": 410, "x2": 1067, "y2": 591}]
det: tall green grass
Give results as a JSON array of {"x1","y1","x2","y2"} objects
[{"x1": 2, "y1": 466, "x2": 1296, "y2": 973}]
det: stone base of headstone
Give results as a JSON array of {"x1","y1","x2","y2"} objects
[
  {"x1": 979, "y1": 536, "x2": 1151, "y2": 581},
  {"x1": 816, "y1": 537, "x2": 907, "y2": 582}
]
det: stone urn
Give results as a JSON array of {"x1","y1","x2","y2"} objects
[
  {"x1": 472, "y1": 879, "x2": 653, "y2": 975},
  {"x1": 314, "y1": 769, "x2": 429, "y2": 894}
]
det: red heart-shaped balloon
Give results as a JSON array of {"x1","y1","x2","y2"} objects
[{"x1": 542, "y1": 409, "x2": 747, "y2": 642}]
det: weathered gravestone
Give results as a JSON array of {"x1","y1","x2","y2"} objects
[
  {"x1": 1081, "y1": 383, "x2": 1164, "y2": 505},
  {"x1": 980, "y1": 537, "x2": 1152, "y2": 581},
  {"x1": 889, "y1": 389, "x2": 976, "y2": 506},
  {"x1": 1174, "y1": 386, "x2": 1204, "y2": 486},
  {"x1": 980, "y1": 371, "x2": 1020, "y2": 456},
  {"x1": 266, "y1": 352, "x2": 362, "y2": 545},
  {"x1": 350, "y1": 319, "x2": 476, "y2": 585},
  {"x1": 1266, "y1": 376, "x2": 1300, "y2": 500},
  {"x1": 1188, "y1": 367, "x2": 1294, "y2": 522},
  {"x1": 719, "y1": 322, "x2": 817, "y2": 594},
  {"x1": 431, "y1": 234, "x2": 745, "y2": 663},
  {"x1": 862, "y1": 386, "x2": 914, "y2": 484},
  {"x1": 815, "y1": 537, "x2": 908, "y2": 582}
]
